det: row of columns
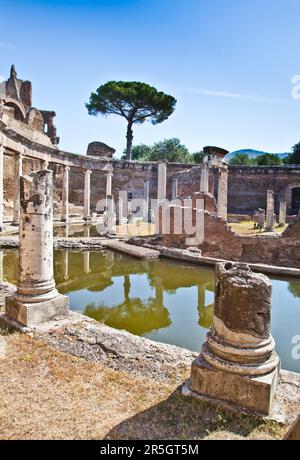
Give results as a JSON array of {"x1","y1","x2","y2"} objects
[
  {"x1": 157, "y1": 160, "x2": 228, "y2": 220},
  {"x1": 1, "y1": 147, "x2": 228, "y2": 229},
  {"x1": 0, "y1": 140, "x2": 114, "y2": 227},
  {"x1": 265, "y1": 190, "x2": 287, "y2": 230}
]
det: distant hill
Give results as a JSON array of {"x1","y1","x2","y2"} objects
[{"x1": 226, "y1": 149, "x2": 289, "y2": 160}]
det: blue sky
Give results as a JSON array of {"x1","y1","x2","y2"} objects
[{"x1": 1, "y1": 0, "x2": 300, "y2": 157}]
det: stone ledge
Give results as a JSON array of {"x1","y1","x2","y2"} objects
[{"x1": 0, "y1": 311, "x2": 197, "y2": 381}]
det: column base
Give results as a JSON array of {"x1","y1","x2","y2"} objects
[
  {"x1": 189, "y1": 354, "x2": 279, "y2": 414},
  {"x1": 5, "y1": 293, "x2": 69, "y2": 327}
]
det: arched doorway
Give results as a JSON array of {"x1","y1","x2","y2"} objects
[{"x1": 292, "y1": 187, "x2": 300, "y2": 214}]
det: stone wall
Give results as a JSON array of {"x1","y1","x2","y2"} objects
[
  {"x1": 228, "y1": 165, "x2": 300, "y2": 214},
  {"x1": 161, "y1": 200, "x2": 300, "y2": 268}
]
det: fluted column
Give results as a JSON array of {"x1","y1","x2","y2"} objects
[
  {"x1": 61, "y1": 165, "x2": 70, "y2": 223},
  {"x1": 83, "y1": 169, "x2": 92, "y2": 222}
]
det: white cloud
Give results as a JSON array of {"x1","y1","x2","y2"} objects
[
  {"x1": 0, "y1": 75, "x2": 5, "y2": 83},
  {"x1": 184, "y1": 87, "x2": 289, "y2": 104},
  {"x1": 0, "y1": 42, "x2": 15, "y2": 50}
]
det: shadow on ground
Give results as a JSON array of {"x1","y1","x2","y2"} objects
[{"x1": 105, "y1": 386, "x2": 267, "y2": 440}]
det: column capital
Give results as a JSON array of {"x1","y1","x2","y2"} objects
[
  {"x1": 85, "y1": 169, "x2": 92, "y2": 175},
  {"x1": 64, "y1": 165, "x2": 70, "y2": 171}
]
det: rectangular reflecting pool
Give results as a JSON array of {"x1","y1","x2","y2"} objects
[{"x1": 2, "y1": 249, "x2": 300, "y2": 373}]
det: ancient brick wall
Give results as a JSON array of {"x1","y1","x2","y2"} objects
[
  {"x1": 228, "y1": 165, "x2": 300, "y2": 214},
  {"x1": 162, "y1": 202, "x2": 300, "y2": 268}
]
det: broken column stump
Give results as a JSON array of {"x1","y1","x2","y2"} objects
[
  {"x1": 5, "y1": 170, "x2": 69, "y2": 327},
  {"x1": 189, "y1": 262, "x2": 280, "y2": 414}
]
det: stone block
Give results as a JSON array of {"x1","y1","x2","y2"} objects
[
  {"x1": 190, "y1": 354, "x2": 279, "y2": 414},
  {"x1": 5, "y1": 293, "x2": 69, "y2": 327}
]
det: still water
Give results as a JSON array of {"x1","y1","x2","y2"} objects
[{"x1": 2, "y1": 249, "x2": 300, "y2": 373}]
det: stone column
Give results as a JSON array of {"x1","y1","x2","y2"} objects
[
  {"x1": 171, "y1": 178, "x2": 178, "y2": 200},
  {"x1": 106, "y1": 165, "x2": 113, "y2": 197},
  {"x1": 0, "y1": 144, "x2": 4, "y2": 232},
  {"x1": 157, "y1": 161, "x2": 167, "y2": 202},
  {"x1": 217, "y1": 168, "x2": 228, "y2": 220},
  {"x1": 104, "y1": 195, "x2": 116, "y2": 234},
  {"x1": 42, "y1": 159, "x2": 49, "y2": 170},
  {"x1": 61, "y1": 166, "x2": 70, "y2": 223},
  {"x1": 5, "y1": 170, "x2": 69, "y2": 326},
  {"x1": 12, "y1": 152, "x2": 23, "y2": 225},
  {"x1": 83, "y1": 169, "x2": 92, "y2": 222},
  {"x1": 200, "y1": 164, "x2": 209, "y2": 194},
  {"x1": 116, "y1": 195, "x2": 124, "y2": 225},
  {"x1": 279, "y1": 198, "x2": 287, "y2": 227},
  {"x1": 188, "y1": 262, "x2": 280, "y2": 414},
  {"x1": 257, "y1": 208, "x2": 266, "y2": 230},
  {"x1": 0, "y1": 250, "x2": 3, "y2": 282},
  {"x1": 265, "y1": 190, "x2": 275, "y2": 231},
  {"x1": 144, "y1": 179, "x2": 150, "y2": 221}
]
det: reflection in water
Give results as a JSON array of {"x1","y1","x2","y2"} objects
[
  {"x1": 54, "y1": 224, "x2": 100, "y2": 239},
  {"x1": 2, "y1": 248, "x2": 300, "y2": 373},
  {"x1": 288, "y1": 280, "x2": 300, "y2": 298},
  {"x1": 85, "y1": 275, "x2": 171, "y2": 335}
]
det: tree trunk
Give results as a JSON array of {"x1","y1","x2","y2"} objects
[{"x1": 126, "y1": 122, "x2": 133, "y2": 161}]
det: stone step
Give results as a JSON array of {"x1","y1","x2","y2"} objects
[{"x1": 103, "y1": 241, "x2": 160, "y2": 259}]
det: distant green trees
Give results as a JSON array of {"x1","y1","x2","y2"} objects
[
  {"x1": 285, "y1": 142, "x2": 300, "y2": 164},
  {"x1": 229, "y1": 153, "x2": 255, "y2": 166},
  {"x1": 229, "y1": 153, "x2": 283, "y2": 166},
  {"x1": 122, "y1": 138, "x2": 204, "y2": 164},
  {"x1": 230, "y1": 142, "x2": 300, "y2": 166}
]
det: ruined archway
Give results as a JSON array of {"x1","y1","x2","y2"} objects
[{"x1": 4, "y1": 100, "x2": 26, "y2": 121}]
